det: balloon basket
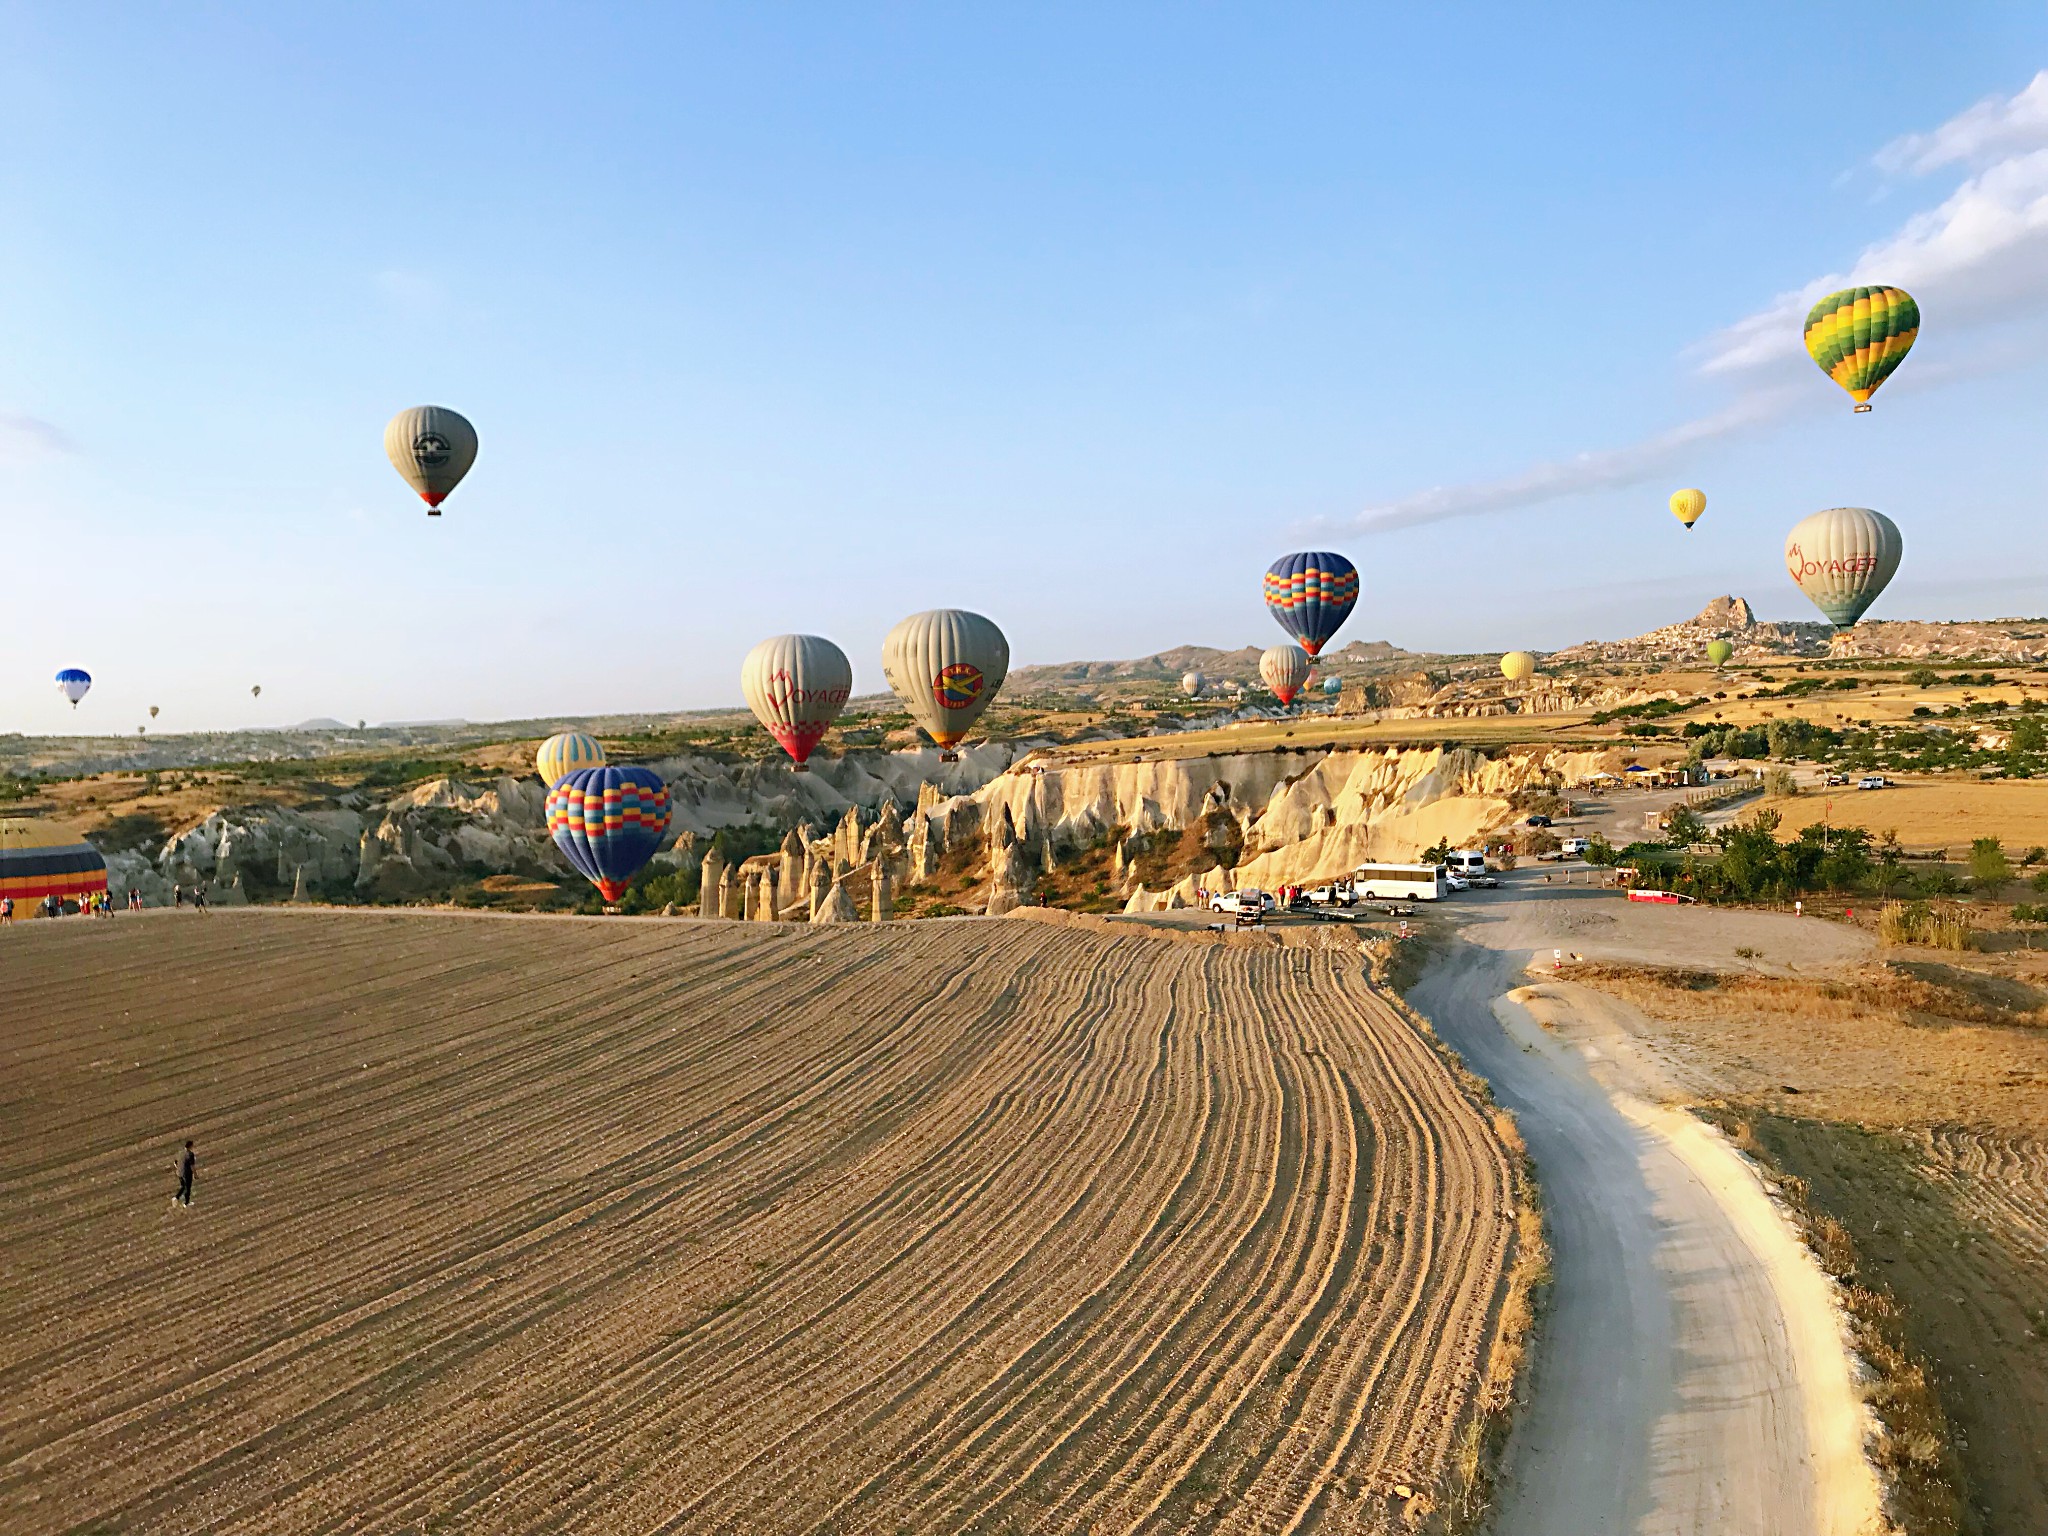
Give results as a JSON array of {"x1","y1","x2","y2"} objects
[
  {"x1": 1853, "y1": 404, "x2": 1872, "y2": 413},
  {"x1": 791, "y1": 763, "x2": 810, "y2": 774},
  {"x1": 939, "y1": 751, "x2": 959, "y2": 763},
  {"x1": 603, "y1": 904, "x2": 622, "y2": 916},
  {"x1": 427, "y1": 508, "x2": 442, "y2": 516}
]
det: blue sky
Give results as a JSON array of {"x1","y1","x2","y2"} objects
[{"x1": 5, "y1": 4, "x2": 2048, "y2": 731}]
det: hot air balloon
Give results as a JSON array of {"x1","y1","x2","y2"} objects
[
  {"x1": 1500, "y1": 651, "x2": 1536, "y2": 683},
  {"x1": 1785, "y1": 507, "x2": 1902, "y2": 627},
  {"x1": 1260, "y1": 644, "x2": 1311, "y2": 706},
  {"x1": 1804, "y1": 286, "x2": 1918, "y2": 412},
  {"x1": 1322, "y1": 675, "x2": 1342, "y2": 696},
  {"x1": 1669, "y1": 489, "x2": 1706, "y2": 530},
  {"x1": 1264, "y1": 552, "x2": 1359, "y2": 657},
  {"x1": 251, "y1": 685, "x2": 261, "y2": 699},
  {"x1": 148, "y1": 705, "x2": 159, "y2": 719},
  {"x1": 881, "y1": 609, "x2": 1010, "y2": 760},
  {"x1": 535, "y1": 732, "x2": 605, "y2": 789},
  {"x1": 54, "y1": 669, "x2": 90, "y2": 708},
  {"x1": 1180, "y1": 671, "x2": 1204, "y2": 698},
  {"x1": 385, "y1": 405, "x2": 478, "y2": 514},
  {"x1": 1706, "y1": 639, "x2": 1734, "y2": 667},
  {"x1": 546, "y1": 764, "x2": 671, "y2": 904},
  {"x1": 0, "y1": 818, "x2": 107, "y2": 909},
  {"x1": 742, "y1": 634, "x2": 852, "y2": 769},
  {"x1": 137, "y1": 725, "x2": 146, "y2": 736}
]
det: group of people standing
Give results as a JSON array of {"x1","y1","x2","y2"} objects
[{"x1": 0, "y1": 886, "x2": 203, "y2": 922}]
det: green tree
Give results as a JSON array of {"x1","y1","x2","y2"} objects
[
  {"x1": 1908, "y1": 667, "x2": 1940, "y2": 688},
  {"x1": 1664, "y1": 806, "x2": 1708, "y2": 847},
  {"x1": 1970, "y1": 836, "x2": 2011, "y2": 887}
]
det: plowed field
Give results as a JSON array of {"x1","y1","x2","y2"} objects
[{"x1": 0, "y1": 910, "x2": 1514, "y2": 1535}]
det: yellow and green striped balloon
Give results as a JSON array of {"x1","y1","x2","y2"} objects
[{"x1": 1803, "y1": 286, "x2": 1918, "y2": 411}]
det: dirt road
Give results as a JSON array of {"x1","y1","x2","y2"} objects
[
  {"x1": 1407, "y1": 884, "x2": 1885, "y2": 1536},
  {"x1": 0, "y1": 908, "x2": 1513, "y2": 1534}
]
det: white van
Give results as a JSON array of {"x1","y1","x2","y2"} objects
[
  {"x1": 1559, "y1": 836, "x2": 1590, "y2": 857},
  {"x1": 1445, "y1": 850, "x2": 1488, "y2": 879}
]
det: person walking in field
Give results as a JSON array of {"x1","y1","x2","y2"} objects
[
  {"x1": 0, "y1": 896, "x2": 11, "y2": 924},
  {"x1": 175, "y1": 1140, "x2": 196, "y2": 1206}
]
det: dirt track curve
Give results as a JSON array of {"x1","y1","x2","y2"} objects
[{"x1": 0, "y1": 909, "x2": 1514, "y2": 1535}]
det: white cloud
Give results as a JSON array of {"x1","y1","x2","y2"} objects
[
  {"x1": 1875, "y1": 70, "x2": 2048, "y2": 174},
  {"x1": 1341, "y1": 71, "x2": 2048, "y2": 535},
  {"x1": 0, "y1": 411, "x2": 74, "y2": 464},
  {"x1": 1334, "y1": 387, "x2": 1805, "y2": 535}
]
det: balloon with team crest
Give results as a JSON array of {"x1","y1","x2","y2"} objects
[
  {"x1": 742, "y1": 634, "x2": 852, "y2": 769},
  {"x1": 385, "y1": 405, "x2": 479, "y2": 514},
  {"x1": 882, "y1": 610, "x2": 1009, "y2": 759}
]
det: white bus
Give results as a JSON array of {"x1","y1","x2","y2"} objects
[{"x1": 1350, "y1": 863, "x2": 1449, "y2": 901}]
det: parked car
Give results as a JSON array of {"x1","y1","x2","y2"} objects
[
  {"x1": 1857, "y1": 775, "x2": 1887, "y2": 790},
  {"x1": 1304, "y1": 884, "x2": 1356, "y2": 907},
  {"x1": 1443, "y1": 871, "x2": 1471, "y2": 892},
  {"x1": 1559, "y1": 836, "x2": 1590, "y2": 857},
  {"x1": 1824, "y1": 773, "x2": 1850, "y2": 786},
  {"x1": 1525, "y1": 814, "x2": 1552, "y2": 827},
  {"x1": 1208, "y1": 889, "x2": 1274, "y2": 915},
  {"x1": 1465, "y1": 873, "x2": 1501, "y2": 889}
]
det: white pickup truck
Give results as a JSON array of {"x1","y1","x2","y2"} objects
[{"x1": 1208, "y1": 890, "x2": 1275, "y2": 915}]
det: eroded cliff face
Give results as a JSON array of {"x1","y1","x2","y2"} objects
[{"x1": 960, "y1": 743, "x2": 1614, "y2": 911}]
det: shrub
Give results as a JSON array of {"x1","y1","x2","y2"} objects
[{"x1": 1762, "y1": 767, "x2": 1799, "y2": 798}]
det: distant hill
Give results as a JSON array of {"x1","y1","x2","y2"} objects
[
  {"x1": 1007, "y1": 639, "x2": 1421, "y2": 700},
  {"x1": 1547, "y1": 596, "x2": 2048, "y2": 665},
  {"x1": 289, "y1": 718, "x2": 352, "y2": 731}
]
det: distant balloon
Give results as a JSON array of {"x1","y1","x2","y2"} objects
[
  {"x1": 546, "y1": 765, "x2": 671, "y2": 904},
  {"x1": 1669, "y1": 488, "x2": 1706, "y2": 530},
  {"x1": 1785, "y1": 507, "x2": 1903, "y2": 627},
  {"x1": 137, "y1": 725, "x2": 146, "y2": 736},
  {"x1": 1804, "y1": 286, "x2": 1918, "y2": 412},
  {"x1": 1260, "y1": 644, "x2": 1311, "y2": 706},
  {"x1": 881, "y1": 609, "x2": 1010, "y2": 759},
  {"x1": 1706, "y1": 639, "x2": 1734, "y2": 667},
  {"x1": 251, "y1": 685, "x2": 261, "y2": 699},
  {"x1": 535, "y1": 731, "x2": 605, "y2": 789},
  {"x1": 148, "y1": 705, "x2": 159, "y2": 719},
  {"x1": 1264, "y1": 552, "x2": 1359, "y2": 656},
  {"x1": 1500, "y1": 651, "x2": 1536, "y2": 683},
  {"x1": 54, "y1": 669, "x2": 90, "y2": 708},
  {"x1": 356, "y1": 719, "x2": 366, "y2": 731},
  {"x1": 742, "y1": 634, "x2": 852, "y2": 769},
  {"x1": 1322, "y1": 675, "x2": 1342, "y2": 696},
  {"x1": 385, "y1": 405, "x2": 479, "y2": 514},
  {"x1": 1180, "y1": 670, "x2": 1204, "y2": 698}
]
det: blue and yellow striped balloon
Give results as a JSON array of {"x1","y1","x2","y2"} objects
[
  {"x1": 535, "y1": 731, "x2": 605, "y2": 789},
  {"x1": 1263, "y1": 552, "x2": 1359, "y2": 657}
]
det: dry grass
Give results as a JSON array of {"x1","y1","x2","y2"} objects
[
  {"x1": 1751, "y1": 777, "x2": 2048, "y2": 854},
  {"x1": 1879, "y1": 901, "x2": 1977, "y2": 950},
  {"x1": 1571, "y1": 958, "x2": 2047, "y2": 1032}
]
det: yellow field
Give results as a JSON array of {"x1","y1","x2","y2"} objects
[
  {"x1": 1753, "y1": 777, "x2": 2048, "y2": 852},
  {"x1": 1040, "y1": 711, "x2": 1607, "y2": 764}
]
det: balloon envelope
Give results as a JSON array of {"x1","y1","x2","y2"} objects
[
  {"x1": 54, "y1": 669, "x2": 90, "y2": 707},
  {"x1": 882, "y1": 609, "x2": 1010, "y2": 752},
  {"x1": 1785, "y1": 507, "x2": 1902, "y2": 627},
  {"x1": 1804, "y1": 287, "x2": 1918, "y2": 410},
  {"x1": 1669, "y1": 489, "x2": 1706, "y2": 529},
  {"x1": 251, "y1": 685, "x2": 261, "y2": 699},
  {"x1": 535, "y1": 731, "x2": 605, "y2": 789},
  {"x1": 1500, "y1": 651, "x2": 1536, "y2": 682},
  {"x1": 1264, "y1": 552, "x2": 1358, "y2": 656},
  {"x1": 148, "y1": 705, "x2": 159, "y2": 719},
  {"x1": 1180, "y1": 670, "x2": 1204, "y2": 698},
  {"x1": 1706, "y1": 639, "x2": 1734, "y2": 666},
  {"x1": 546, "y1": 765, "x2": 671, "y2": 903},
  {"x1": 1321, "y1": 675, "x2": 1342, "y2": 696},
  {"x1": 742, "y1": 634, "x2": 853, "y2": 766},
  {"x1": 1260, "y1": 645, "x2": 1311, "y2": 705},
  {"x1": 385, "y1": 405, "x2": 479, "y2": 512},
  {"x1": 0, "y1": 818, "x2": 107, "y2": 905}
]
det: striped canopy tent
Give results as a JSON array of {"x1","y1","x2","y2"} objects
[{"x1": 0, "y1": 819, "x2": 108, "y2": 906}]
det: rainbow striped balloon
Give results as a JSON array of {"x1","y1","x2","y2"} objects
[
  {"x1": 545, "y1": 765, "x2": 671, "y2": 903},
  {"x1": 1263, "y1": 552, "x2": 1359, "y2": 657}
]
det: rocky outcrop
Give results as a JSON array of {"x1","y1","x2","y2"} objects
[{"x1": 811, "y1": 878, "x2": 859, "y2": 924}]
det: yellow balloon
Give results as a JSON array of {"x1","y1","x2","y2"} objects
[
  {"x1": 1669, "y1": 488, "x2": 1706, "y2": 529},
  {"x1": 1501, "y1": 651, "x2": 1536, "y2": 682}
]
